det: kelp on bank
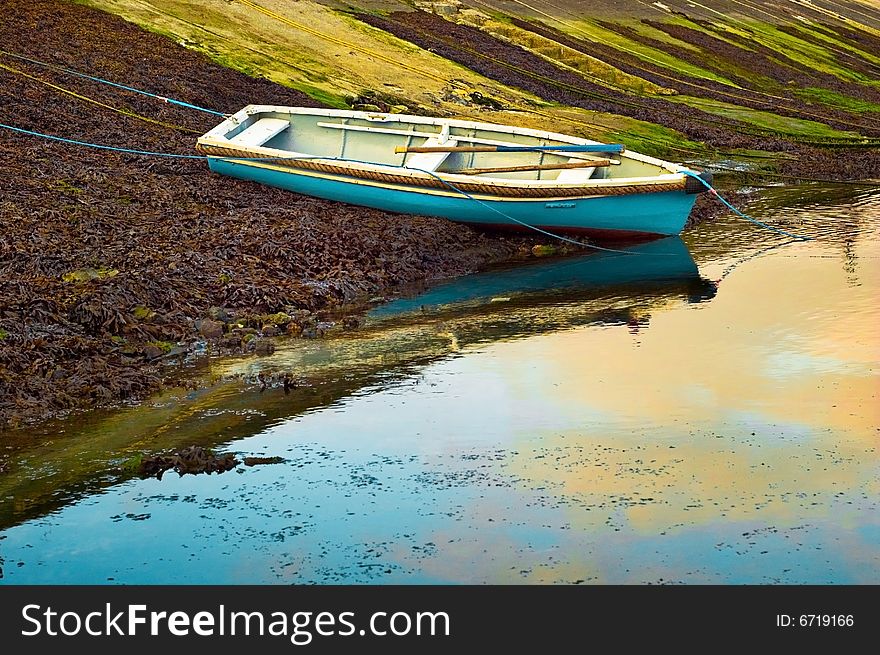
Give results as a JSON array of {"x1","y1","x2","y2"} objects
[
  {"x1": 135, "y1": 447, "x2": 286, "y2": 480},
  {"x1": 136, "y1": 446, "x2": 240, "y2": 480},
  {"x1": 0, "y1": 0, "x2": 549, "y2": 429}
]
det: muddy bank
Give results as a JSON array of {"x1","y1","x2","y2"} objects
[{"x1": 0, "y1": 0, "x2": 549, "y2": 429}]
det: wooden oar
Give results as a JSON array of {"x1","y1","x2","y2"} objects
[
  {"x1": 394, "y1": 143, "x2": 625, "y2": 154},
  {"x1": 455, "y1": 160, "x2": 614, "y2": 175}
]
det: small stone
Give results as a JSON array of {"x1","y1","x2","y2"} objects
[
  {"x1": 531, "y1": 244, "x2": 557, "y2": 257},
  {"x1": 221, "y1": 336, "x2": 242, "y2": 349},
  {"x1": 132, "y1": 305, "x2": 155, "y2": 320},
  {"x1": 166, "y1": 345, "x2": 188, "y2": 358},
  {"x1": 432, "y1": 3, "x2": 459, "y2": 16},
  {"x1": 143, "y1": 345, "x2": 163, "y2": 360},
  {"x1": 208, "y1": 306, "x2": 232, "y2": 323},
  {"x1": 261, "y1": 324, "x2": 279, "y2": 337},
  {"x1": 243, "y1": 456, "x2": 285, "y2": 466},
  {"x1": 253, "y1": 338, "x2": 275, "y2": 355},
  {"x1": 198, "y1": 319, "x2": 224, "y2": 339}
]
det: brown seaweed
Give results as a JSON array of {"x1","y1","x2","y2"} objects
[
  {"x1": 0, "y1": 0, "x2": 541, "y2": 429},
  {"x1": 137, "y1": 446, "x2": 239, "y2": 480}
]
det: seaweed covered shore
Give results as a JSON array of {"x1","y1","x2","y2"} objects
[{"x1": 0, "y1": 0, "x2": 548, "y2": 428}]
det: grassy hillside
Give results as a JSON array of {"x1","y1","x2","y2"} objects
[{"x1": 72, "y1": 0, "x2": 880, "y2": 178}]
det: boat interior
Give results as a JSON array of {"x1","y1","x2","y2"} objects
[{"x1": 215, "y1": 109, "x2": 673, "y2": 182}]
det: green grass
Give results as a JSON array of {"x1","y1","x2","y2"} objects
[
  {"x1": 79, "y1": 1, "x2": 358, "y2": 108},
  {"x1": 52, "y1": 179, "x2": 83, "y2": 194},
  {"x1": 563, "y1": 19, "x2": 740, "y2": 87},
  {"x1": 794, "y1": 87, "x2": 880, "y2": 115},
  {"x1": 788, "y1": 23, "x2": 880, "y2": 69},
  {"x1": 736, "y1": 21, "x2": 878, "y2": 86},
  {"x1": 300, "y1": 85, "x2": 351, "y2": 109},
  {"x1": 627, "y1": 20, "x2": 704, "y2": 53},
  {"x1": 132, "y1": 306, "x2": 155, "y2": 320},
  {"x1": 642, "y1": 19, "x2": 785, "y2": 93},
  {"x1": 483, "y1": 20, "x2": 673, "y2": 96},
  {"x1": 606, "y1": 119, "x2": 707, "y2": 159},
  {"x1": 723, "y1": 148, "x2": 797, "y2": 161},
  {"x1": 146, "y1": 340, "x2": 176, "y2": 354},
  {"x1": 61, "y1": 267, "x2": 120, "y2": 283},
  {"x1": 664, "y1": 15, "x2": 758, "y2": 51},
  {"x1": 668, "y1": 95, "x2": 862, "y2": 139}
]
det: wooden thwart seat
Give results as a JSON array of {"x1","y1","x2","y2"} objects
[
  {"x1": 456, "y1": 159, "x2": 613, "y2": 176},
  {"x1": 404, "y1": 136, "x2": 459, "y2": 172},
  {"x1": 555, "y1": 157, "x2": 598, "y2": 183},
  {"x1": 229, "y1": 118, "x2": 290, "y2": 147}
]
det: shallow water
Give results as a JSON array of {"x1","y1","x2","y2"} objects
[{"x1": 1, "y1": 185, "x2": 878, "y2": 584}]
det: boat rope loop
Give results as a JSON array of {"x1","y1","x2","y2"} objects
[
  {"x1": 0, "y1": 49, "x2": 226, "y2": 117},
  {"x1": 680, "y1": 170, "x2": 811, "y2": 241}
]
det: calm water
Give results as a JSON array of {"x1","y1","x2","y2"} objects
[{"x1": 1, "y1": 185, "x2": 878, "y2": 584}]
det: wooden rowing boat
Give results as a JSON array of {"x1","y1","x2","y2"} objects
[{"x1": 196, "y1": 106, "x2": 712, "y2": 240}]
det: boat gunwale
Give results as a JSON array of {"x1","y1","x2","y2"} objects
[
  {"x1": 198, "y1": 152, "x2": 691, "y2": 203},
  {"x1": 197, "y1": 106, "x2": 693, "y2": 192},
  {"x1": 196, "y1": 143, "x2": 690, "y2": 201}
]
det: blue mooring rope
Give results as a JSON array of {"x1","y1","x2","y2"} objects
[
  {"x1": 681, "y1": 170, "x2": 811, "y2": 241},
  {"x1": 0, "y1": 120, "x2": 807, "y2": 247},
  {"x1": 0, "y1": 49, "x2": 226, "y2": 116},
  {"x1": 0, "y1": 123, "x2": 208, "y2": 157}
]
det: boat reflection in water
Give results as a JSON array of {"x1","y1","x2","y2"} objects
[
  {"x1": 0, "y1": 237, "x2": 715, "y2": 531},
  {"x1": 370, "y1": 236, "x2": 716, "y2": 326}
]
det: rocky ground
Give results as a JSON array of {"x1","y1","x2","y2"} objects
[{"x1": 0, "y1": 0, "x2": 550, "y2": 428}]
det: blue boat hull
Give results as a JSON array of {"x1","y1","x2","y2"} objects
[{"x1": 207, "y1": 159, "x2": 698, "y2": 239}]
